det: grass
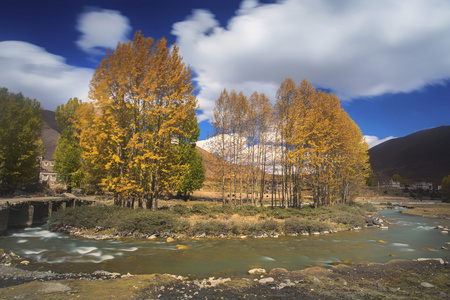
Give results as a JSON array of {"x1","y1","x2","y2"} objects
[{"x1": 48, "y1": 202, "x2": 375, "y2": 238}]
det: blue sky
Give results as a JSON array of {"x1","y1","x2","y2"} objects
[{"x1": 1, "y1": 0, "x2": 449, "y2": 147}]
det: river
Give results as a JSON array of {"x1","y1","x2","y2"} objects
[{"x1": 1, "y1": 208, "x2": 448, "y2": 277}]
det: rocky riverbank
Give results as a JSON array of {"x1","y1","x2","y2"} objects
[{"x1": 0, "y1": 250, "x2": 448, "y2": 299}]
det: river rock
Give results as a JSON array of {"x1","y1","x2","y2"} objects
[
  {"x1": 259, "y1": 277, "x2": 274, "y2": 284},
  {"x1": 40, "y1": 282, "x2": 71, "y2": 293},
  {"x1": 92, "y1": 270, "x2": 121, "y2": 278},
  {"x1": 416, "y1": 258, "x2": 445, "y2": 264},
  {"x1": 249, "y1": 268, "x2": 266, "y2": 275},
  {"x1": 421, "y1": 282, "x2": 435, "y2": 288}
]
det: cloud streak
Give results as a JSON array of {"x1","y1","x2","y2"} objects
[
  {"x1": 172, "y1": 0, "x2": 450, "y2": 122},
  {"x1": 76, "y1": 8, "x2": 132, "y2": 54},
  {"x1": 364, "y1": 135, "x2": 396, "y2": 148},
  {"x1": 0, "y1": 41, "x2": 93, "y2": 110}
]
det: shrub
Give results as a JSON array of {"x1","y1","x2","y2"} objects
[
  {"x1": 172, "y1": 204, "x2": 191, "y2": 216},
  {"x1": 190, "y1": 220, "x2": 231, "y2": 236},
  {"x1": 261, "y1": 219, "x2": 280, "y2": 232},
  {"x1": 284, "y1": 218, "x2": 329, "y2": 234},
  {"x1": 191, "y1": 203, "x2": 210, "y2": 215},
  {"x1": 212, "y1": 205, "x2": 235, "y2": 215},
  {"x1": 117, "y1": 211, "x2": 178, "y2": 234},
  {"x1": 238, "y1": 205, "x2": 262, "y2": 216},
  {"x1": 265, "y1": 207, "x2": 299, "y2": 219}
]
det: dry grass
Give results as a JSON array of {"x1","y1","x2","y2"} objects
[{"x1": 400, "y1": 203, "x2": 450, "y2": 219}]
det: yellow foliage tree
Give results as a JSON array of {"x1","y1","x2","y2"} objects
[{"x1": 77, "y1": 31, "x2": 198, "y2": 209}]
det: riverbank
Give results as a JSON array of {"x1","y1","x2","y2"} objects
[
  {"x1": 47, "y1": 202, "x2": 380, "y2": 240},
  {"x1": 399, "y1": 203, "x2": 450, "y2": 219},
  {"x1": 0, "y1": 252, "x2": 448, "y2": 299}
]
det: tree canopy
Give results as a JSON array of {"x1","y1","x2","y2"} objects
[
  {"x1": 76, "y1": 31, "x2": 201, "y2": 208},
  {"x1": 53, "y1": 97, "x2": 84, "y2": 192},
  {"x1": 0, "y1": 88, "x2": 43, "y2": 194},
  {"x1": 210, "y1": 78, "x2": 370, "y2": 207}
]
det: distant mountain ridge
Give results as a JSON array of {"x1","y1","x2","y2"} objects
[{"x1": 369, "y1": 126, "x2": 450, "y2": 185}]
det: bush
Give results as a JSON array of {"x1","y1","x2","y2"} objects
[
  {"x1": 284, "y1": 218, "x2": 329, "y2": 234},
  {"x1": 172, "y1": 204, "x2": 191, "y2": 216},
  {"x1": 265, "y1": 207, "x2": 299, "y2": 219},
  {"x1": 237, "y1": 205, "x2": 262, "y2": 216},
  {"x1": 212, "y1": 205, "x2": 235, "y2": 215},
  {"x1": 117, "y1": 211, "x2": 179, "y2": 234},
  {"x1": 261, "y1": 219, "x2": 280, "y2": 232},
  {"x1": 191, "y1": 203, "x2": 210, "y2": 215},
  {"x1": 190, "y1": 220, "x2": 231, "y2": 236}
]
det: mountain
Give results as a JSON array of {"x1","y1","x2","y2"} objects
[
  {"x1": 40, "y1": 110, "x2": 60, "y2": 160},
  {"x1": 369, "y1": 126, "x2": 450, "y2": 185}
]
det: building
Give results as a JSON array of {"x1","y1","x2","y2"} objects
[
  {"x1": 410, "y1": 182, "x2": 433, "y2": 190},
  {"x1": 39, "y1": 157, "x2": 60, "y2": 189}
]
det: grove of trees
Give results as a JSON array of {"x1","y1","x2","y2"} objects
[
  {"x1": 0, "y1": 88, "x2": 43, "y2": 194},
  {"x1": 210, "y1": 78, "x2": 370, "y2": 208},
  {"x1": 67, "y1": 31, "x2": 203, "y2": 209}
]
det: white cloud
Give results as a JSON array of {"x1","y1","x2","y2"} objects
[
  {"x1": 172, "y1": 0, "x2": 450, "y2": 122},
  {"x1": 0, "y1": 41, "x2": 93, "y2": 110},
  {"x1": 364, "y1": 135, "x2": 396, "y2": 148},
  {"x1": 76, "y1": 8, "x2": 131, "y2": 54}
]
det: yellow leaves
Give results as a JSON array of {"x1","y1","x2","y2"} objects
[{"x1": 77, "y1": 31, "x2": 199, "y2": 204}]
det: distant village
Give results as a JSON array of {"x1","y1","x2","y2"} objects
[{"x1": 384, "y1": 179, "x2": 441, "y2": 191}]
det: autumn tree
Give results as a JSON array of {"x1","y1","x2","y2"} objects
[
  {"x1": 211, "y1": 89, "x2": 232, "y2": 204},
  {"x1": 210, "y1": 78, "x2": 369, "y2": 208},
  {"x1": 77, "y1": 31, "x2": 199, "y2": 209},
  {"x1": 274, "y1": 78, "x2": 299, "y2": 207},
  {"x1": 53, "y1": 97, "x2": 84, "y2": 192}
]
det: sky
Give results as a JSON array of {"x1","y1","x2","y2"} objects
[{"x1": 1, "y1": 0, "x2": 449, "y2": 148}]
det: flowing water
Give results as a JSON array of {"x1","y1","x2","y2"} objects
[{"x1": 1, "y1": 208, "x2": 449, "y2": 277}]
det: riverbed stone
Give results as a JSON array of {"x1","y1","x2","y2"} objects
[
  {"x1": 40, "y1": 282, "x2": 71, "y2": 293},
  {"x1": 420, "y1": 282, "x2": 434, "y2": 288},
  {"x1": 416, "y1": 258, "x2": 445, "y2": 264},
  {"x1": 248, "y1": 268, "x2": 266, "y2": 275},
  {"x1": 259, "y1": 277, "x2": 274, "y2": 284}
]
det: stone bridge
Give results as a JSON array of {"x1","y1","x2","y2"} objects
[{"x1": 0, "y1": 195, "x2": 95, "y2": 235}]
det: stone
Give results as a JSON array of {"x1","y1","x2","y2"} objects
[
  {"x1": 259, "y1": 277, "x2": 274, "y2": 284},
  {"x1": 416, "y1": 258, "x2": 445, "y2": 264},
  {"x1": 166, "y1": 237, "x2": 175, "y2": 242},
  {"x1": 40, "y1": 282, "x2": 71, "y2": 293},
  {"x1": 20, "y1": 260, "x2": 30, "y2": 265},
  {"x1": 312, "y1": 276, "x2": 321, "y2": 283},
  {"x1": 421, "y1": 282, "x2": 434, "y2": 288},
  {"x1": 248, "y1": 268, "x2": 266, "y2": 275}
]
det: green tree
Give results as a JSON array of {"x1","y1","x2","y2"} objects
[
  {"x1": 53, "y1": 98, "x2": 84, "y2": 192},
  {"x1": 392, "y1": 174, "x2": 402, "y2": 183},
  {"x1": 177, "y1": 146, "x2": 206, "y2": 199},
  {"x1": 441, "y1": 175, "x2": 450, "y2": 200},
  {"x1": 0, "y1": 88, "x2": 43, "y2": 194}
]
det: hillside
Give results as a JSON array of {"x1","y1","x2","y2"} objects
[
  {"x1": 40, "y1": 110, "x2": 60, "y2": 160},
  {"x1": 369, "y1": 126, "x2": 450, "y2": 185}
]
